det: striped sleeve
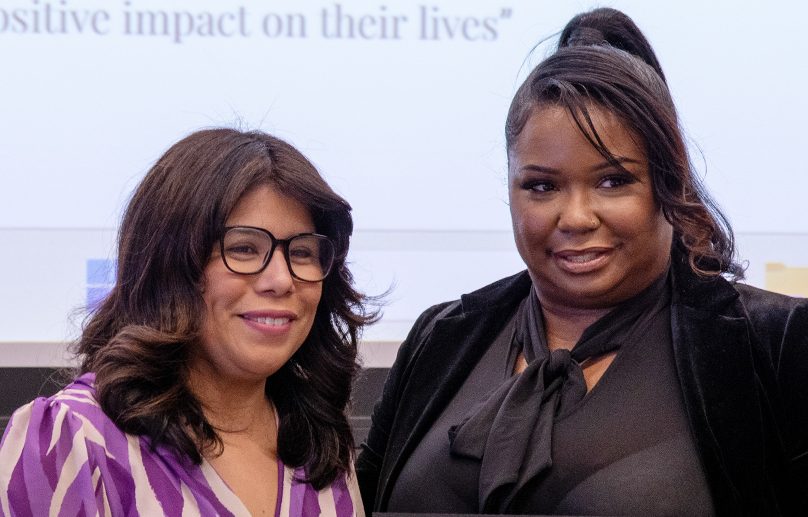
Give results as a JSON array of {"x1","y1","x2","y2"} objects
[{"x1": 0, "y1": 389, "x2": 118, "y2": 516}]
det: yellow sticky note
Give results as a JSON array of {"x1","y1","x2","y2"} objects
[{"x1": 765, "y1": 263, "x2": 808, "y2": 297}]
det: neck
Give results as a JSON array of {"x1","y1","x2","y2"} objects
[
  {"x1": 187, "y1": 363, "x2": 274, "y2": 434},
  {"x1": 538, "y1": 297, "x2": 612, "y2": 351}
]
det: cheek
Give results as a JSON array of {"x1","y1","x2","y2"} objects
[
  {"x1": 511, "y1": 204, "x2": 551, "y2": 244},
  {"x1": 509, "y1": 206, "x2": 529, "y2": 251},
  {"x1": 651, "y1": 214, "x2": 674, "y2": 251},
  {"x1": 511, "y1": 216, "x2": 551, "y2": 270},
  {"x1": 303, "y1": 285, "x2": 324, "y2": 316},
  {"x1": 201, "y1": 274, "x2": 242, "y2": 321},
  {"x1": 639, "y1": 207, "x2": 671, "y2": 237},
  {"x1": 627, "y1": 211, "x2": 673, "y2": 264},
  {"x1": 295, "y1": 287, "x2": 323, "y2": 345},
  {"x1": 609, "y1": 198, "x2": 662, "y2": 235}
]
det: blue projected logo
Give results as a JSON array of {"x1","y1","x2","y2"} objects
[{"x1": 86, "y1": 259, "x2": 115, "y2": 309}]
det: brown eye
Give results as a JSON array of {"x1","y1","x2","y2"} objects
[
  {"x1": 523, "y1": 180, "x2": 556, "y2": 193},
  {"x1": 600, "y1": 174, "x2": 635, "y2": 188},
  {"x1": 226, "y1": 244, "x2": 258, "y2": 257}
]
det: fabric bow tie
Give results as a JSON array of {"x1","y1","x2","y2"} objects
[{"x1": 449, "y1": 272, "x2": 669, "y2": 513}]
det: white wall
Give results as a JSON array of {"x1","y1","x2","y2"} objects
[{"x1": 1, "y1": 0, "x2": 806, "y2": 366}]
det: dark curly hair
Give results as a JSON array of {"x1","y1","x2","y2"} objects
[
  {"x1": 507, "y1": 9, "x2": 743, "y2": 279},
  {"x1": 74, "y1": 128, "x2": 376, "y2": 489}
]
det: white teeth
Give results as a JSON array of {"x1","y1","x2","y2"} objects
[
  {"x1": 246, "y1": 316, "x2": 290, "y2": 326},
  {"x1": 563, "y1": 252, "x2": 601, "y2": 263}
]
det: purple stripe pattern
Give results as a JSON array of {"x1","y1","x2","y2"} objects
[{"x1": 0, "y1": 373, "x2": 363, "y2": 516}]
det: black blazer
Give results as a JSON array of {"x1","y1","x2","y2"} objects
[{"x1": 356, "y1": 257, "x2": 808, "y2": 515}]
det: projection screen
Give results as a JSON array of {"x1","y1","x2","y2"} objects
[{"x1": 1, "y1": 0, "x2": 806, "y2": 367}]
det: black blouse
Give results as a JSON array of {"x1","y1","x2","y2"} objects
[{"x1": 387, "y1": 272, "x2": 715, "y2": 515}]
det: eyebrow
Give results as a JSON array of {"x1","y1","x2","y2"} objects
[{"x1": 518, "y1": 156, "x2": 642, "y2": 174}]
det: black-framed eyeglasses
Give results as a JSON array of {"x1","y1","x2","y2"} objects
[{"x1": 220, "y1": 226, "x2": 335, "y2": 282}]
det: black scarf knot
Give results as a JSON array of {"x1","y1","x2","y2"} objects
[{"x1": 448, "y1": 272, "x2": 669, "y2": 513}]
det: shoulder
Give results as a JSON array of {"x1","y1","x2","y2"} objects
[
  {"x1": 0, "y1": 373, "x2": 135, "y2": 514},
  {"x1": 40, "y1": 372, "x2": 106, "y2": 419},
  {"x1": 731, "y1": 283, "x2": 808, "y2": 353},
  {"x1": 672, "y1": 267, "x2": 807, "y2": 375},
  {"x1": 409, "y1": 271, "x2": 531, "y2": 332},
  {"x1": 0, "y1": 372, "x2": 128, "y2": 465},
  {"x1": 398, "y1": 270, "x2": 531, "y2": 359},
  {"x1": 733, "y1": 282, "x2": 808, "y2": 322},
  {"x1": 2, "y1": 372, "x2": 117, "y2": 446},
  {"x1": 673, "y1": 259, "x2": 807, "y2": 331},
  {"x1": 387, "y1": 271, "x2": 531, "y2": 397},
  {"x1": 691, "y1": 280, "x2": 808, "y2": 370},
  {"x1": 1, "y1": 373, "x2": 253, "y2": 515},
  {"x1": 459, "y1": 270, "x2": 533, "y2": 312},
  {"x1": 730, "y1": 284, "x2": 808, "y2": 413}
]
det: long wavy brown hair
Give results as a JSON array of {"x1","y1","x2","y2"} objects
[{"x1": 75, "y1": 128, "x2": 376, "y2": 488}]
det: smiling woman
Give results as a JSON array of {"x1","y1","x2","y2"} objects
[
  {"x1": 357, "y1": 7, "x2": 808, "y2": 516},
  {"x1": 196, "y1": 186, "x2": 325, "y2": 387},
  {"x1": 508, "y1": 103, "x2": 673, "y2": 314},
  {"x1": 0, "y1": 129, "x2": 374, "y2": 516}
]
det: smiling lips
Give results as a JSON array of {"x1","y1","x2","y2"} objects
[
  {"x1": 553, "y1": 247, "x2": 614, "y2": 274},
  {"x1": 244, "y1": 315, "x2": 291, "y2": 326},
  {"x1": 240, "y1": 311, "x2": 296, "y2": 334}
]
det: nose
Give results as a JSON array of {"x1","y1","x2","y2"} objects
[
  {"x1": 254, "y1": 246, "x2": 295, "y2": 294},
  {"x1": 556, "y1": 189, "x2": 600, "y2": 233}
]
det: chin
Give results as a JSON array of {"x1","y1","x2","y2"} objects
[{"x1": 541, "y1": 280, "x2": 626, "y2": 310}]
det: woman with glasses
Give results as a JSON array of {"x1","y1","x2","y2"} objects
[
  {"x1": 357, "y1": 8, "x2": 808, "y2": 516},
  {"x1": 0, "y1": 129, "x2": 373, "y2": 516}
]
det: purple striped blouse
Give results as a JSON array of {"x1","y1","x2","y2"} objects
[{"x1": 0, "y1": 373, "x2": 363, "y2": 516}]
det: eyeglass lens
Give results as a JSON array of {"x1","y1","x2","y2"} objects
[{"x1": 222, "y1": 227, "x2": 334, "y2": 281}]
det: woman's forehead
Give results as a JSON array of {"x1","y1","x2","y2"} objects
[{"x1": 513, "y1": 103, "x2": 645, "y2": 161}]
